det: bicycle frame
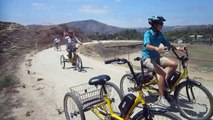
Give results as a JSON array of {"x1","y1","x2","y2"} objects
[
  {"x1": 92, "y1": 59, "x2": 148, "y2": 119},
  {"x1": 142, "y1": 48, "x2": 190, "y2": 94},
  {"x1": 91, "y1": 90, "x2": 146, "y2": 120},
  {"x1": 97, "y1": 58, "x2": 177, "y2": 120}
]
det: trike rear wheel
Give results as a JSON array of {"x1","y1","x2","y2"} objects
[
  {"x1": 60, "y1": 55, "x2": 65, "y2": 69},
  {"x1": 64, "y1": 92, "x2": 85, "y2": 120}
]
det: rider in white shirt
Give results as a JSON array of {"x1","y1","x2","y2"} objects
[
  {"x1": 63, "y1": 30, "x2": 82, "y2": 60},
  {"x1": 54, "y1": 37, "x2": 60, "y2": 49}
]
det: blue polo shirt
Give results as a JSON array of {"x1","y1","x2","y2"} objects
[{"x1": 142, "y1": 29, "x2": 170, "y2": 58}]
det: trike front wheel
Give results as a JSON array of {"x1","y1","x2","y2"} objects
[
  {"x1": 174, "y1": 80, "x2": 213, "y2": 120},
  {"x1": 75, "y1": 55, "x2": 83, "y2": 72},
  {"x1": 120, "y1": 74, "x2": 137, "y2": 96}
]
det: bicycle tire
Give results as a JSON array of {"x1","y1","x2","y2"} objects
[
  {"x1": 60, "y1": 55, "x2": 65, "y2": 69},
  {"x1": 100, "y1": 82, "x2": 124, "y2": 114},
  {"x1": 174, "y1": 80, "x2": 213, "y2": 120},
  {"x1": 64, "y1": 92, "x2": 86, "y2": 120},
  {"x1": 132, "y1": 110, "x2": 180, "y2": 120},
  {"x1": 120, "y1": 74, "x2": 137, "y2": 96},
  {"x1": 75, "y1": 55, "x2": 83, "y2": 72}
]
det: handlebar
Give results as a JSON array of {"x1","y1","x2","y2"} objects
[
  {"x1": 105, "y1": 58, "x2": 142, "y2": 89},
  {"x1": 134, "y1": 57, "x2": 142, "y2": 61},
  {"x1": 171, "y1": 47, "x2": 188, "y2": 61},
  {"x1": 104, "y1": 58, "x2": 128, "y2": 64},
  {"x1": 184, "y1": 47, "x2": 188, "y2": 57}
]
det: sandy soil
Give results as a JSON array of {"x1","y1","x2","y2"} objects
[
  {"x1": 10, "y1": 45, "x2": 128, "y2": 120},
  {"x1": 2, "y1": 42, "x2": 213, "y2": 120}
]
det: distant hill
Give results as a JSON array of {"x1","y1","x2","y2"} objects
[
  {"x1": 60, "y1": 19, "x2": 124, "y2": 35},
  {"x1": 26, "y1": 24, "x2": 44, "y2": 30},
  {"x1": 26, "y1": 19, "x2": 124, "y2": 35}
]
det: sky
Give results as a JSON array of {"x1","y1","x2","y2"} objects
[{"x1": 0, "y1": 0, "x2": 213, "y2": 28}]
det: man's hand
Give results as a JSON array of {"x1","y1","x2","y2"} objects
[
  {"x1": 176, "y1": 47, "x2": 185, "y2": 51},
  {"x1": 155, "y1": 46, "x2": 164, "y2": 53},
  {"x1": 79, "y1": 42, "x2": 83, "y2": 46}
]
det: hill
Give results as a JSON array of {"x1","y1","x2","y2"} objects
[
  {"x1": 0, "y1": 21, "x2": 88, "y2": 78},
  {"x1": 60, "y1": 19, "x2": 124, "y2": 35}
]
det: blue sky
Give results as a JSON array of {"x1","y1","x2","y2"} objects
[{"x1": 0, "y1": 0, "x2": 213, "y2": 27}]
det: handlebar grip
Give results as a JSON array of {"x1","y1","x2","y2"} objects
[
  {"x1": 183, "y1": 47, "x2": 188, "y2": 57},
  {"x1": 183, "y1": 46, "x2": 187, "y2": 50},
  {"x1": 104, "y1": 58, "x2": 119, "y2": 64},
  {"x1": 134, "y1": 57, "x2": 141, "y2": 61}
]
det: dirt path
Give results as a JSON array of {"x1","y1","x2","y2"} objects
[
  {"x1": 9, "y1": 44, "x2": 213, "y2": 120},
  {"x1": 12, "y1": 45, "x2": 128, "y2": 120}
]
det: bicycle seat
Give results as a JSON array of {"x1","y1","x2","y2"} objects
[{"x1": 89, "y1": 75, "x2": 111, "y2": 85}]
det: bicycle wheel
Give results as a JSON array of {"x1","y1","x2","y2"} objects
[
  {"x1": 60, "y1": 55, "x2": 65, "y2": 69},
  {"x1": 56, "y1": 45, "x2": 59, "y2": 51},
  {"x1": 58, "y1": 45, "x2": 61, "y2": 51},
  {"x1": 64, "y1": 92, "x2": 85, "y2": 120},
  {"x1": 100, "y1": 82, "x2": 123, "y2": 114},
  {"x1": 174, "y1": 80, "x2": 213, "y2": 120},
  {"x1": 120, "y1": 74, "x2": 137, "y2": 96},
  {"x1": 75, "y1": 55, "x2": 83, "y2": 72},
  {"x1": 133, "y1": 111, "x2": 180, "y2": 120}
]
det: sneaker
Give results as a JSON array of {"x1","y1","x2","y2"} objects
[{"x1": 157, "y1": 96, "x2": 170, "y2": 108}]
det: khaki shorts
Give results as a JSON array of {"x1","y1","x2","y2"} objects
[{"x1": 143, "y1": 57, "x2": 169, "y2": 71}]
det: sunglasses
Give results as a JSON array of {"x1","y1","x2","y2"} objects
[{"x1": 158, "y1": 22, "x2": 164, "y2": 26}]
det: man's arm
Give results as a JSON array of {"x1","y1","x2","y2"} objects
[
  {"x1": 144, "y1": 31, "x2": 164, "y2": 53},
  {"x1": 74, "y1": 36, "x2": 83, "y2": 44},
  {"x1": 146, "y1": 44, "x2": 164, "y2": 53}
]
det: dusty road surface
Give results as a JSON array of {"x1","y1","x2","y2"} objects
[
  {"x1": 12, "y1": 45, "x2": 213, "y2": 120},
  {"x1": 13, "y1": 45, "x2": 128, "y2": 120}
]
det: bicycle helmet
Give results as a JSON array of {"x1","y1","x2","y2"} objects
[{"x1": 148, "y1": 16, "x2": 166, "y2": 25}]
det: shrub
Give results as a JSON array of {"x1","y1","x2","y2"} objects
[{"x1": 0, "y1": 75, "x2": 16, "y2": 90}]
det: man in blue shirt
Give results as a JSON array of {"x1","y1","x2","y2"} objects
[{"x1": 142, "y1": 16, "x2": 184, "y2": 108}]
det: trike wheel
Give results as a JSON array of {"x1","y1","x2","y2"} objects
[
  {"x1": 75, "y1": 55, "x2": 83, "y2": 72},
  {"x1": 100, "y1": 82, "x2": 123, "y2": 114},
  {"x1": 60, "y1": 55, "x2": 65, "y2": 69},
  {"x1": 64, "y1": 92, "x2": 85, "y2": 120},
  {"x1": 120, "y1": 74, "x2": 137, "y2": 96},
  {"x1": 133, "y1": 111, "x2": 180, "y2": 120},
  {"x1": 174, "y1": 80, "x2": 213, "y2": 120}
]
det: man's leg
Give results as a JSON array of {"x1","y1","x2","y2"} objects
[
  {"x1": 144, "y1": 58, "x2": 170, "y2": 107},
  {"x1": 160, "y1": 57, "x2": 178, "y2": 80},
  {"x1": 153, "y1": 64, "x2": 166, "y2": 96},
  {"x1": 144, "y1": 58, "x2": 166, "y2": 96}
]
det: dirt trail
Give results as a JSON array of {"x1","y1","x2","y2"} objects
[
  {"x1": 12, "y1": 45, "x2": 128, "y2": 120},
  {"x1": 10, "y1": 43, "x2": 213, "y2": 120}
]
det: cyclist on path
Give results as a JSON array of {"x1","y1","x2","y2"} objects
[{"x1": 142, "y1": 16, "x2": 184, "y2": 108}]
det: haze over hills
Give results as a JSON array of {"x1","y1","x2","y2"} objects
[
  {"x1": 61, "y1": 19, "x2": 125, "y2": 35},
  {"x1": 26, "y1": 19, "x2": 125, "y2": 35},
  {"x1": 26, "y1": 19, "x2": 213, "y2": 35}
]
